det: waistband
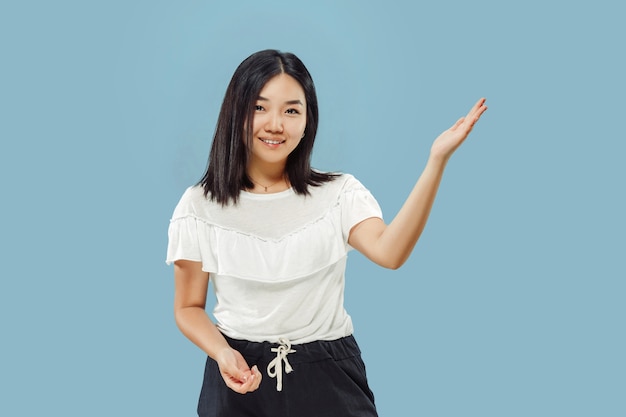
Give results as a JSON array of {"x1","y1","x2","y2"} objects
[{"x1": 223, "y1": 334, "x2": 361, "y2": 391}]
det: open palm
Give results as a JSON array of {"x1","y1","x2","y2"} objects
[{"x1": 430, "y1": 98, "x2": 487, "y2": 160}]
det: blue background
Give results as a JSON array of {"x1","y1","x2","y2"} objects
[{"x1": 1, "y1": 1, "x2": 624, "y2": 415}]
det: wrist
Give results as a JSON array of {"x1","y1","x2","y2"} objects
[
  {"x1": 214, "y1": 345, "x2": 234, "y2": 364},
  {"x1": 426, "y1": 152, "x2": 449, "y2": 170}
]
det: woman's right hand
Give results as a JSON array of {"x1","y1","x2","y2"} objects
[{"x1": 216, "y1": 347, "x2": 262, "y2": 394}]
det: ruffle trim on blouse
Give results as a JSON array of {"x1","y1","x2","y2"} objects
[
  {"x1": 166, "y1": 202, "x2": 348, "y2": 282},
  {"x1": 166, "y1": 175, "x2": 383, "y2": 282}
]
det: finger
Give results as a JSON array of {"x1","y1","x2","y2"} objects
[
  {"x1": 249, "y1": 365, "x2": 262, "y2": 391},
  {"x1": 450, "y1": 117, "x2": 464, "y2": 131},
  {"x1": 465, "y1": 105, "x2": 487, "y2": 129},
  {"x1": 471, "y1": 104, "x2": 487, "y2": 125},
  {"x1": 223, "y1": 376, "x2": 249, "y2": 394},
  {"x1": 226, "y1": 370, "x2": 258, "y2": 394},
  {"x1": 469, "y1": 98, "x2": 487, "y2": 120},
  {"x1": 220, "y1": 365, "x2": 251, "y2": 390},
  {"x1": 239, "y1": 372, "x2": 256, "y2": 392},
  {"x1": 466, "y1": 97, "x2": 484, "y2": 118},
  {"x1": 239, "y1": 367, "x2": 262, "y2": 393},
  {"x1": 231, "y1": 367, "x2": 251, "y2": 384},
  {"x1": 470, "y1": 97, "x2": 486, "y2": 113},
  {"x1": 231, "y1": 350, "x2": 254, "y2": 382}
]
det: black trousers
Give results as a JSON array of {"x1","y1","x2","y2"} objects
[{"x1": 198, "y1": 335, "x2": 378, "y2": 417}]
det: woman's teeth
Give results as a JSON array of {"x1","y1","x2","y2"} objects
[{"x1": 261, "y1": 139, "x2": 284, "y2": 145}]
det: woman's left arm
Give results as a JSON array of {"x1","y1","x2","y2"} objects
[{"x1": 348, "y1": 98, "x2": 487, "y2": 270}]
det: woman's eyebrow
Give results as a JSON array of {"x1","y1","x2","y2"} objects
[{"x1": 257, "y1": 96, "x2": 304, "y2": 106}]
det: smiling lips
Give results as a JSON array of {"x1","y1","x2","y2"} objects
[{"x1": 260, "y1": 138, "x2": 286, "y2": 145}]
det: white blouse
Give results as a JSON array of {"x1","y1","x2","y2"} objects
[{"x1": 166, "y1": 174, "x2": 383, "y2": 344}]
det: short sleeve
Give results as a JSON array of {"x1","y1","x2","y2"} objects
[
  {"x1": 339, "y1": 175, "x2": 383, "y2": 240},
  {"x1": 165, "y1": 187, "x2": 218, "y2": 271},
  {"x1": 166, "y1": 215, "x2": 202, "y2": 265}
]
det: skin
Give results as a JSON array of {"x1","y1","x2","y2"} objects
[
  {"x1": 246, "y1": 73, "x2": 306, "y2": 192},
  {"x1": 174, "y1": 73, "x2": 487, "y2": 394},
  {"x1": 349, "y1": 98, "x2": 488, "y2": 269}
]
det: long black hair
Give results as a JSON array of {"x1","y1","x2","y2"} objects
[{"x1": 198, "y1": 49, "x2": 336, "y2": 205}]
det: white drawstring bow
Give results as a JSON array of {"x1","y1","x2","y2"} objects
[{"x1": 266, "y1": 338, "x2": 296, "y2": 391}]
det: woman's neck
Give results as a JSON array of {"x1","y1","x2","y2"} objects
[{"x1": 246, "y1": 162, "x2": 289, "y2": 193}]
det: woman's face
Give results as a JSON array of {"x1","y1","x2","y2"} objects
[{"x1": 248, "y1": 73, "x2": 307, "y2": 169}]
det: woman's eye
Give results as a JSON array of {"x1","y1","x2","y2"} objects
[
  {"x1": 285, "y1": 108, "x2": 300, "y2": 115},
  {"x1": 255, "y1": 105, "x2": 264, "y2": 111}
]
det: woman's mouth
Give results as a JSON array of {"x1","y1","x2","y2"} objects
[{"x1": 259, "y1": 138, "x2": 286, "y2": 145}]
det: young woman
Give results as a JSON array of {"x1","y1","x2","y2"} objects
[{"x1": 167, "y1": 49, "x2": 487, "y2": 417}]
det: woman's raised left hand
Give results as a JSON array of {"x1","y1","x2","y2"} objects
[{"x1": 430, "y1": 98, "x2": 487, "y2": 162}]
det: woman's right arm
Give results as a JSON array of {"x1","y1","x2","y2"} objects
[{"x1": 173, "y1": 259, "x2": 262, "y2": 393}]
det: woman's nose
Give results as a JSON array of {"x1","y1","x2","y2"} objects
[{"x1": 265, "y1": 112, "x2": 283, "y2": 133}]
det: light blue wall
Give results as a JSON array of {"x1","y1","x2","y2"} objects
[{"x1": 1, "y1": 1, "x2": 624, "y2": 415}]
